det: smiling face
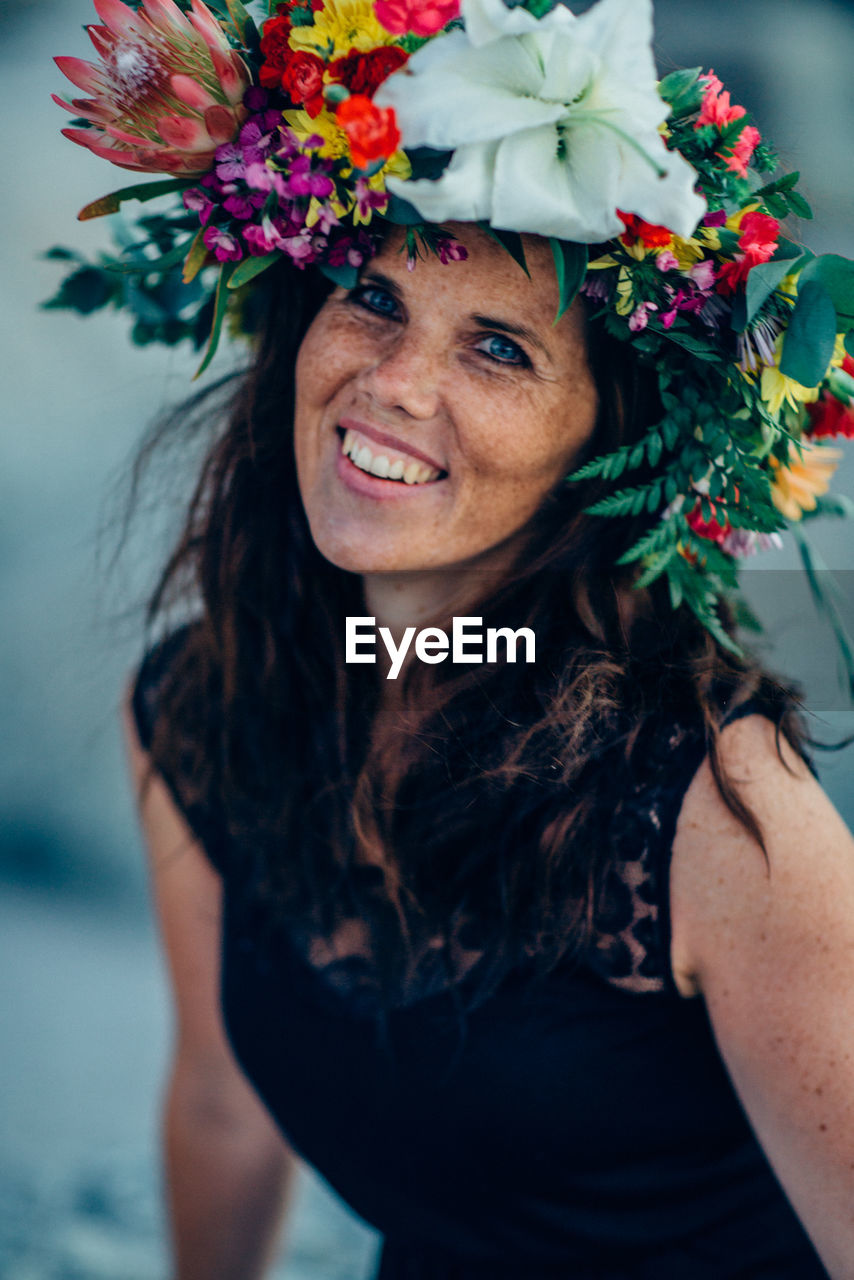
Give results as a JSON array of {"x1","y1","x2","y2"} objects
[{"x1": 293, "y1": 225, "x2": 599, "y2": 589}]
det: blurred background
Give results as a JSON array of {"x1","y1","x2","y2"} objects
[{"x1": 2, "y1": 0, "x2": 853, "y2": 1275}]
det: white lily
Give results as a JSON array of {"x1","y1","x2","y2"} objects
[{"x1": 375, "y1": 0, "x2": 707, "y2": 244}]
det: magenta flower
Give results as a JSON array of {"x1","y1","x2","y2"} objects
[
  {"x1": 203, "y1": 225, "x2": 243, "y2": 262},
  {"x1": 374, "y1": 0, "x2": 459, "y2": 37},
  {"x1": 53, "y1": 0, "x2": 251, "y2": 176}
]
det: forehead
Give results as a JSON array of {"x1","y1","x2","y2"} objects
[{"x1": 369, "y1": 225, "x2": 564, "y2": 332}]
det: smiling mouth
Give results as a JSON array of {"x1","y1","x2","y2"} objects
[{"x1": 339, "y1": 428, "x2": 446, "y2": 485}]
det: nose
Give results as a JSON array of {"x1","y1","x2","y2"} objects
[{"x1": 358, "y1": 328, "x2": 443, "y2": 421}]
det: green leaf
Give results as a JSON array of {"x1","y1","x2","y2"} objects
[
  {"x1": 770, "y1": 238, "x2": 806, "y2": 263},
  {"x1": 42, "y1": 265, "x2": 115, "y2": 315},
  {"x1": 480, "y1": 225, "x2": 529, "y2": 277},
  {"x1": 549, "y1": 239, "x2": 588, "y2": 322},
  {"x1": 384, "y1": 193, "x2": 426, "y2": 226},
  {"x1": 846, "y1": 331, "x2": 854, "y2": 359},
  {"x1": 78, "y1": 178, "x2": 189, "y2": 221},
  {"x1": 658, "y1": 67, "x2": 703, "y2": 115},
  {"x1": 228, "y1": 252, "x2": 277, "y2": 289},
  {"x1": 786, "y1": 190, "x2": 813, "y2": 220},
  {"x1": 43, "y1": 246, "x2": 81, "y2": 262},
  {"x1": 780, "y1": 280, "x2": 837, "y2": 387},
  {"x1": 104, "y1": 238, "x2": 195, "y2": 275},
  {"x1": 745, "y1": 254, "x2": 805, "y2": 327},
  {"x1": 798, "y1": 254, "x2": 854, "y2": 328},
  {"x1": 223, "y1": 0, "x2": 252, "y2": 40},
  {"x1": 182, "y1": 228, "x2": 209, "y2": 283},
  {"x1": 194, "y1": 262, "x2": 236, "y2": 380},
  {"x1": 762, "y1": 193, "x2": 788, "y2": 220},
  {"x1": 318, "y1": 259, "x2": 360, "y2": 289}
]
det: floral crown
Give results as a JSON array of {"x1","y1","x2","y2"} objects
[{"x1": 49, "y1": 0, "x2": 854, "y2": 675}]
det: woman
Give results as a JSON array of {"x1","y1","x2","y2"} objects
[{"x1": 49, "y1": 0, "x2": 854, "y2": 1274}]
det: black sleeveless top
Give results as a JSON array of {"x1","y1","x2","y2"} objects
[{"x1": 133, "y1": 631, "x2": 828, "y2": 1279}]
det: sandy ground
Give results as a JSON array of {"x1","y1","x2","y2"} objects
[{"x1": 0, "y1": 885, "x2": 380, "y2": 1278}]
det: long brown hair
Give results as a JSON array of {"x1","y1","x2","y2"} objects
[{"x1": 136, "y1": 254, "x2": 811, "y2": 999}]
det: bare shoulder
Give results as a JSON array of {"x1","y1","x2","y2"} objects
[
  {"x1": 670, "y1": 713, "x2": 854, "y2": 1274},
  {"x1": 670, "y1": 713, "x2": 854, "y2": 997}
]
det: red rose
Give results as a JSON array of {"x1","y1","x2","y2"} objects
[
  {"x1": 337, "y1": 94, "x2": 400, "y2": 170},
  {"x1": 259, "y1": 12, "x2": 293, "y2": 90},
  {"x1": 328, "y1": 46, "x2": 409, "y2": 97},
  {"x1": 281, "y1": 50, "x2": 325, "y2": 116}
]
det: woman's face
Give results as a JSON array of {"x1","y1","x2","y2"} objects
[{"x1": 293, "y1": 225, "x2": 599, "y2": 581}]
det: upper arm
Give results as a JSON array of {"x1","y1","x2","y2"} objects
[
  {"x1": 122, "y1": 683, "x2": 231, "y2": 1065},
  {"x1": 670, "y1": 714, "x2": 854, "y2": 1277}
]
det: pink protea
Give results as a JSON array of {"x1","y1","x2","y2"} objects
[{"x1": 53, "y1": 0, "x2": 251, "y2": 177}]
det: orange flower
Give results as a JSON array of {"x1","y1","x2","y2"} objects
[
  {"x1": 617, "y1": 210, "x2": 673, "y2": 249},
  {"x1": 337, "y1": 94, "x2": 400, "y2": 170},
  {"x1": 769, "y1": 440, "x2": 842, "y2": 521}
]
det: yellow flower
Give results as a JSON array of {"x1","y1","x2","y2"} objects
[
  {"x1": 670, "y1": 234, "x2": 706, "y2": 269},
  {"x1": 769, "y1": 440, "x2": 842, "y2": 520},
  {"x1": 760, "y1": 336, "x2": 821, "y2": 416},
  {"x1": 289, "y1": 0, "x2": 395, "y2": 58},
  {"x1": 615, "y1": 267, "x2": 634, "y2": 316},
  {"x1": 286, "y1": 106, "x2": 350, "y2": 161}
]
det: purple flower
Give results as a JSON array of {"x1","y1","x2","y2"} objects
[
  {"x1": 215, "y1": 142, "x2": 246, "y2": 181},
  {"x1": 244, "y1": 86, "x2": 269, "y2": 113},
  {"x1": 436, "y1": 236, "x2": 468, "y2": 264},
  {"x1": 703, "y1": 208, "x2": 727, "y2": 228},
  {"x1": 629, "y1": 301, "x2": 657, "y2": 332},
  {"x1": 581, "y1": 273, "x2": 612, "y2": 304},
  {"x1": 224, "y1": 191, "x2": 266, "y2": 220},
  {"x1": 203, "y1": 225, "x2": 243, "y2": 263},
  {"x1": 183, "y1": 187, "x2": 214, "y2": 226}
]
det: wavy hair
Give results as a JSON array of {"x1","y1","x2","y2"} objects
[{"x1": 134, "y1": 253, "x2": 812, "y2": 1002}]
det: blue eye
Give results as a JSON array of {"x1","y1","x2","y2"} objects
[
  {"x1": 477, "y1": 334, "x2": 529, "y2": 366},
  {"x1": 350, "y1": 284, "x2": 400, "y2": 318}
]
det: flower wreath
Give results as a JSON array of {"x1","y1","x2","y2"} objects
[{"x1": 48, "y1": 0, "x2": 854, "y2": 674}]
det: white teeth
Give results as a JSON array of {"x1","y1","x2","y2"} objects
[{"x1": 340, "y1": 429, "x2": 442, "y2": 484}]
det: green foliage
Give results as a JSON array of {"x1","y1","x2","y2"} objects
[
  {"x1": 549, "y1": 239, "x2": 588, "y2": 322},
  {"x1": 780, "y1": 280, "x2": 837, "y2": 386},
  {"x1": 657, "y1": 67, "x2": 704, "y2": 117},
  {"x1": 43, "y1": 211, "x2": 221, "y2": 351},
  {"x1": 754, "y1": 170, "x2": 813, "y2": 221}
]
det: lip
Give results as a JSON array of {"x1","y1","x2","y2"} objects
[
  {"x1": 338, "y1": 416, "x2": 446, "y2": 474},
  {"x1": 335, "y1": 438, "x2": 447, "y2": 500}
]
